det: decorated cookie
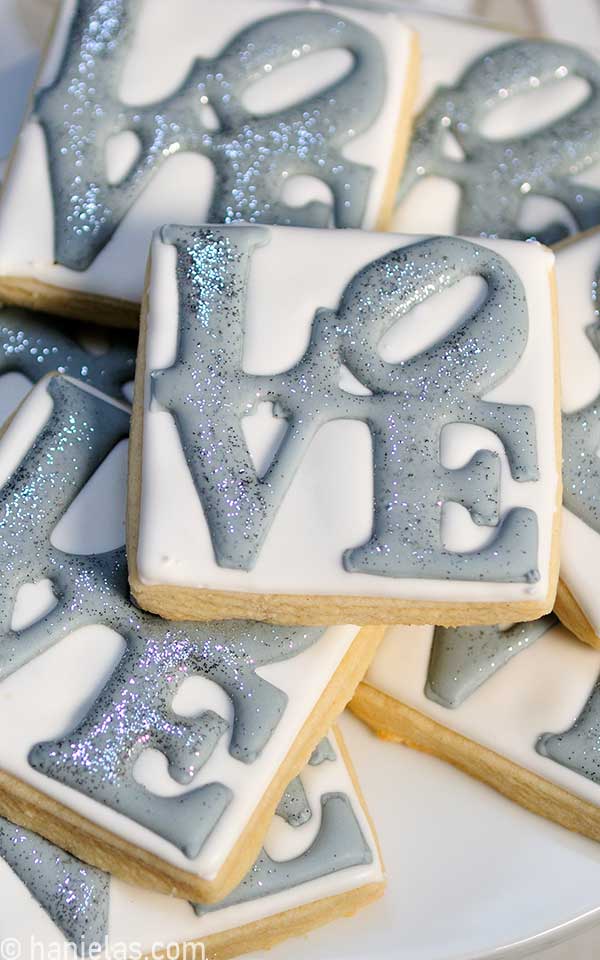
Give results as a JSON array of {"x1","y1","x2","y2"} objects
[
  {"x1": 0, "y1": 304, "x2": 135, "y2": 406},
  {"x1": 0, "y1": 372, "x2": 382, "y2": 902},
  {"x1": 0, "y1": 0, "x2": 418, "y2": 326},
  {"x1": 391, "y1": 13, "x2": 600, "y2": 244},
  {"x1": 552, "y1": 227, "x2": 600, "y2": 648},
  {"x1": 129, "y1": 223, "x2": 560, "y2": 626},
  {"x1": 0, "y1": 728, "x2": 384, "y2": 960},
  {"x1": 352, "y1": 620, "x2": 600, "y2": 843}
]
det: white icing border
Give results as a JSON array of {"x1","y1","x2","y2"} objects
[
  {"x1": 366, "y1": 622, "x2": 600, "y2": 809},
  {"x1": 138, "y1": 224, "x2": 559, "y2": 605},
  {"x1": 0, "y1": 376, "x2": 361, "y2": 881},
  {"x1": 0, "y1": 0, "x2": 415, "y2": 303}
]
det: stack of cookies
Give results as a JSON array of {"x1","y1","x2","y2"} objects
[{"x1": 0, "y1": 0, "x2": 596, "y2": 955}]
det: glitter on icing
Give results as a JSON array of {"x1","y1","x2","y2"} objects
[
  {"x1": 0, "y1": 817, "x2": 109, "y2": 955},
  {"x1": 537, "y1": 674, "x2": 600, "y2": 783},
  {"x1": 35, "y1": 0, "x2": 385, "y2": 271},
  {"x1": 562, "y1": 266, "x2": 600, "y2": 533},
  {"x1": 194, "y1": 793, "x2": 372, "y2": 915},
  {"x1": 426, "y1": 615, "x2": 557, "y2": 708},
  {"x1": 275, "y1": 736, "x2": 336, "y2": 825},
  {"x1": 0, "y1": 375, "x2": 324, "y2": 857},
  {"x1": 397, "y1": 40, "x2": 600, "y2": 243},
  {"x1": 153, "y1": 225, "x2": 540, "y2": 582},
  {"x1": 0, "y1": 306, "x2": 135, "y2": 399}
]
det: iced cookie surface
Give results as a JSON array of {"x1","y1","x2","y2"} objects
[
  {"x1": 392, "y1": 13, "x2": 600, "y2": 243},
  {"x1": 129, "y1": 223, "x2": 560, "y2": 625},
  {"x1": 0, "y1": 373, "x2": 381, "y2": 902},
  {"x1": 553, "y1": 228, "x2": 600, "y2": 647},
  {"x1": 0, "y1": 0, "x2": 418, "y2": 324},
  {"x1": 352, "y1": 620, "x2": 600, "y2": 843},
  {"x1": 0, "y1": 729, "x2": 384, "y2": 960}
]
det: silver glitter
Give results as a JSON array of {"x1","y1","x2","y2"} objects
[
  {"x1": 153, "y1": 226, "x2": 540, "y2": 582},
  {"x1": 36, "y1": 0, "x2": 385, "y2": 271},
  {"x1": 426, "y1": 615, "x2": 557, "y2": 708},
  {"x1": 397, "y1": 40, "x2": 600, "y2": 243},
  {"x1": 0, "y1": 817, "x2": 108, "y2": 955},
  {"x1": 0, "y1": 306, "x2": 134, "y2": 399},
  {"x1": 0, "y1": 376, "x2": 324, "y2": 858}
]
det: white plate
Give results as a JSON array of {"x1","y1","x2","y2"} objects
[{"x1": 2, "y1": 2, "x2": 600, "y2": 958}]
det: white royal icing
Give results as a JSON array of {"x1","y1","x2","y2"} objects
[
  {"x1": 0, "y1": 375, "x2": 362, "y2": 882},
  {"x1": 0, "y1": 0, "x2": 415, "y2": 304},
  {"x1": 365, "y1": 622, "x2": 600, "y2": 809},
  {"x1": 137, "y1": 224, "x2": 559, "y2": 606},
  {"x1": 1, "y1": 729, "x2": 384, "y2": 956}
]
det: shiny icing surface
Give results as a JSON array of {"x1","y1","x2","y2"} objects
[
  {"x1": 0, "y1": 730, "x2": 383, "y2": 956},
  {"x1": 555, "y1": 229, "x2": 600, "y2": 635},
  {"x1": 0, "y1": 0, "x2": 414, "y2": 301},
  {"x1": 426, "y1": 615, "x2": 557, "y2": 708},
  {"x1": 366, "y1": 622, "x2": 600, "y2": 808},
  {"x1": 0, "y1": 306, "x2": 135, "y2": 400},
  {"x1": 154, "y1": 225, "x2": 539, "y2": 583},
  {"x1": 392, "y1": 14, "x2": 600, "y2": 241},
  {"x1": 0, "y1": 375, "x2": 360, "y2": 879},
  {"x1": 139, "y1": 224, "x2": 558, "y2": 603},
  {"x1": 0, "y1": 817, "x2": 109, "y2": 953}
]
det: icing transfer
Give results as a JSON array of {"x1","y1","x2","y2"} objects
[
  {"x1": 0, "y1": 817, "x2": 109, "y2": 956},
  {"x1": 153, "y1": 225, "x2": 539, "y2": 582},
  {"x1": 397, "y1": 40, "x2": 600, "y2": 243},
  {"x1": 35, "y1": 0, "x2": 385, "y2": 271},
  {"x1": 562, "y1": 264, "x2": 600, "y2": 533},
  {"x1": 0, "y1": 307, "x2": 135, "y2": 399},
  {"x1": 426, "y1": 615, "x2": 557, "y2": 708},
  {"x1": 0, "y1": 376, "x2": 324, "y2": 857}
]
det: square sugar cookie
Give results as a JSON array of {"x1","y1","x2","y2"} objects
[
  {"x1": 0, "y1": 728, "x2": 384, "y2": 960},
  {"x1": 0, "y1": 0, "x2": 418, "y2": 327},
  {"x1": 129, "y1": 223, "x2": 561, "y2": 626},
  {"x1": 0, "y1": 373, "x2": 382, "y2": 903},
  {"x1": 391, "y1": 12, "x2": 600, "y2": 244},
  {"x1": 553, "y1": 227, "x2": 600, "y2": 648},
  {"x1": 352, "y1": 620, "x2": 600, "y2": 844}
]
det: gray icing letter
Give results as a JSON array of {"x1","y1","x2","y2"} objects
[
  {"x1": 562, "y1": 269, "x2": 600, "y2": 532},
  {"x1": 537, "y1": 675, "x2": 600, "y2": 783},
  {"x1": 154, "y1": 226, "x2": 539, "y2": 582},
  {"x1": 397, "y1": 40, "x2": 600, "y2": 243},
  {"x1": 0, "y1": 307, "x2": 135, "y2": 400},
  {"x1": 275, "y1": 737, "x2": 336, "y2": 826},
  {"x1": 0, "y1": 375, "x2": 324, "y2": 858},
  {"x1": 426, "y1": 615, "x2": 557, "y2": 708},
  {"x1": 194, "y1": 793, "x2": 372, "y2": 914},
  {"x1": 0, "y1": 817, "x2": 108, "y2": 955},
  {"x1": 35, "y1": 0, "x2": 385, "y2": 270}
]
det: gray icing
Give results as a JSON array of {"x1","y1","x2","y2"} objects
[
  {"x1": 275, "y1": 737, "x2": 336, "y2": 826},
  {"x1": 35, "y1": 0, "x2": 385, "y2": 271},
  {"x1": 0, "y1": 817, "x2": 108, "y2": 955},
  {"x1": 309, "y1": 736, "x2": 337, "y2": 765},
  {"x1": 194, "y1": 793, "x2": 372, "y2": 915},
  {"x1": 562, "y1": 267, "x2": 600, "y2": 533},
  {"x1": 537, "y1": 675, "x2": 600, "y2": 783},
  {"x1": 426, "y1": 615, "x2": 557, "y2": 708},
  {"x1": 153, "y1": 225, "x2": 539, "y2": 582},
  {"x1": 0, "y1": 376, "x2": 324, "y2": 858},
  {"x1": 0, "y1": 307, "x2": 135, "y2": 400},
  {"x1": 397, "y1": 39, "x2": 600, "y2": 244}
]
